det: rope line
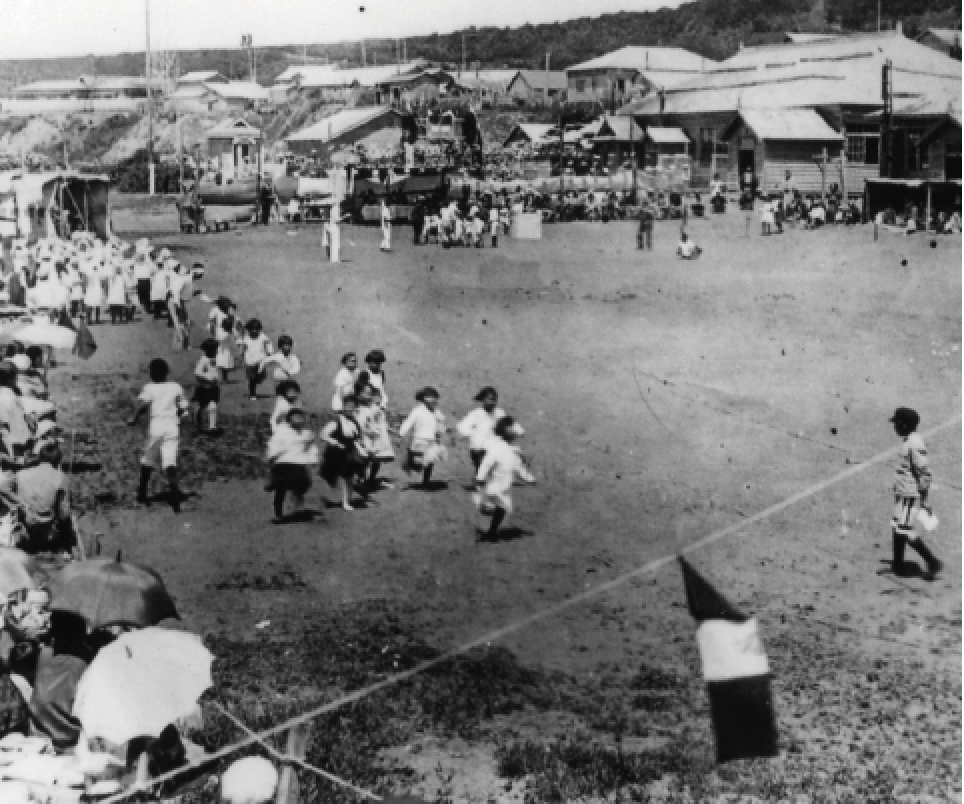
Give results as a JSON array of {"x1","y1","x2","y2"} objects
[
  {"x1": 210, "y1": 700, "x2": 381, "y2": 800},
  {"x1": 99, "y1": 412, "x2": 962, "y2": 803}
]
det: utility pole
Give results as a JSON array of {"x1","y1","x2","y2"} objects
[
  {"x1": 361, "y1": 40, "x2": 366, "y2": 66},
  {"x1": 145, "y1": 0, "x2": 154, "y2": 195},
  {"x1": 462, "y1": 32, "x2": 466, "y2": 75},
  {"x1": 877, "y1": 0, "x2": 881, "y2": 32},
  {"x1": 545, "y1": 52, "x2": 550, "y2": 109}
]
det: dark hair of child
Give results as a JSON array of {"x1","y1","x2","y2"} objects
[
  {"x1": 474, "y1": 386, "x2": 497, "y2": 402},
  {"x1": 276, "y1": 379, "x2": 301, "y2": 398},
  {"x1": 149, "y1": 358, "x2": 170, "y2": 383}
]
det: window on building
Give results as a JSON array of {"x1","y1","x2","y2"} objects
[
  {"x1": 617, "y1": 79, "x2": 626, "y2": 93},
  {"x1": 845, "y1": 125, "x2": 880, "y2": 165},
  {"x1": 576, "y1": 79, "x2": 586, "y2": 93},
  {"x1": 906, "y1": 131, "x2": 923, "y2": 173}
]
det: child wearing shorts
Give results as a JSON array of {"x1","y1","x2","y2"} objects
[
  {"x1": 399, "y1": 386, "x2": 446, "y2": 489},
  {"x1": 889, "y1": 407, "x2": 941, "y2": 580},
  {"x1": 129, "y1": 358, "x2": 189, "y2": 512}
]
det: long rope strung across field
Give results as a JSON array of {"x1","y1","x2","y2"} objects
[
  {"x1": 100, "y1": 412, "x2": 963, "y2": 803},
  {"x1": 209, "y1": 701, "x2": 381, "y2": 800}
]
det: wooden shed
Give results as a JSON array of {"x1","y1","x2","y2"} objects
[{"x1": 721, "y1": 109, "x2": 844, "y2": 196}]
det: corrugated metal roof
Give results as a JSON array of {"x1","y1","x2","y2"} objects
[
  {"x1": 206, "y1": 81, "x2": 269, "y2": 101},
  {"x1": 277, "y1": 62, "x2": 426, "y2": 88},
  {"x1": 918, "y1": 28, "x2": 962, "y2": 46},
  {"x1": 503, "y1": 123, "x2": 556, "y2": 147},
  {"x1": 286, "y1": 106, "x2": 399, "y2": 143},
  {"x1": 205, "y1": 118, "x2": 262, "y2": 139},
  {"x1": 732, "y1": 109, "x2": 843, "y2": 141},
  {"x1": 178, "y1": 70, "x2": 225, "y2": 84},
  {"x1": 509, "y1": 70, "x2": 568, "y2": 91},
  {"x1": 646, "y1": 126, "x2": 690, "y2": 144},
  {"x1": 567, "y1": 46, "x2": 715, "y2": 86},
  {"x1": 620, "y1": 32, "x2": 961, "y2": 116}
]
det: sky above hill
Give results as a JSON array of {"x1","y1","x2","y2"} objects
[{"x1": 3, "y1": 0, "x2": 686, "y2": 60}]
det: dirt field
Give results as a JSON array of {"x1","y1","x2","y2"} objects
[{"x1": 59, "y1": 210, "x2": 961, "y2": 802}]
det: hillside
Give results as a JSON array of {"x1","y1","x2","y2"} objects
[{"x1": 0, "y1": 0, "x2": 959, "y2": 87}]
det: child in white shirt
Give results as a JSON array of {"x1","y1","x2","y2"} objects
[
  {"x1": 399, "y1": 386, "x2": 446, "y2": 488},
  {"x1": 239, "y1": 318, "x2": 273, "y2": 400},
  {"x1": 263, "y1": 334, "x2": 301, "y2": 388},
  {"x1": 270, "y1": 380, "x2": 301, "y2": 433},
  {"x1": 193, "y1": 339, "x2": 221, "y2": 435},
  {"x1": 128, "y1": 358, "x2": 189, "y2": 512},
  {"x1": 474, "y1": 415, "x2": 535, "y2": 540},
  {"x1": 457, "y1": 386, "x2": 507, "y2": 471},
  {"x1": 266, "y1": 407, "x2": 319, "y2": 523}
]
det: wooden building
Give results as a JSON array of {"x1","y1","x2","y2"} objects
[
  {"x1": 721, "y1": 110, "x2": 844, "y2": 195},
  {"x1": 286, "y1": 107, "x2": 404, "y2": 159},
  {"x1": 505, "y1": 71, "x2": 568, "y2": 106},
  {"x1": 206, "y1": 118, "x2": 263, "y2": 179},
  {"x1": 566, "y1": 46, "x2": 714, "y2": 106},
  {"x1": 590, "y1": 116, "x2": 646, "y2": 169},
  {"x1": 916, "y1": 28, "x2": 963, "y2": 59},
  {"x1": 620, "y1": 30, "x2": 961, "y2": 192}
]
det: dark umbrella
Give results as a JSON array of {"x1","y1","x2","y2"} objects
[{"x1": 49, "y1": 552, "x2": 178, "y2": 628}]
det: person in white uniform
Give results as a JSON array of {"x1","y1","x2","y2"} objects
[
  {"x1": 327, "y1": 203, "x2": 341, "y2": 263},
  {"x1": 379, "y1": 200, "x2": 392, "y2": 252}
]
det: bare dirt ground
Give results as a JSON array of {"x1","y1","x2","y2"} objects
[{"x1": 57, "y1": 210, "x2": 961, "y2": 802}]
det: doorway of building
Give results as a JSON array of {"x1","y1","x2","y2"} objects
[
  {"x1": 946, "y1": 140, "x2": 962, "y2": 180},
  {"x1": 738, "y1": 148, "x2": 755, "y2": 190}
]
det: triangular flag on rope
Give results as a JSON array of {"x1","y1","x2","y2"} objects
[{"x1": 679, "y1": 556, "x2": 778, "y2": 763}]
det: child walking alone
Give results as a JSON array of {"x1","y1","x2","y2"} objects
[
  {"x1": 889, "y1": 407, "x2": 941, "y2": 580},
  {"x1": 128, "y1": 358, "x2": 189, "y2": 512},
  {"x1": 239, "y1": 318, "x2": 273, "y2": 401}
]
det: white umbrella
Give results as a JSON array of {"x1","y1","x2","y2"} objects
[
  {"x1": 74, "y1": 628, "x2": 213, "y2": 744},
  {"x1": 13, "y1": 322, "x2": 76, "y2": 350}
]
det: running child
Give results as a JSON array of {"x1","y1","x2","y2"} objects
[
  {"x1": 457, "y1": 386, "x2": 507, "y2": 471},
  {"x1": 266, "y1": 407, "x2": 319, "y2": 523},
  {"x1": 263, "y1": 334, "x2": 301, "y2": 389},
  {"x1": 128, "y1": 358, "x2": 189, "y2": 512},
  {"x1": 193, "y1": 339, "x2": 221, "y2": 435},
  {"x1": 209, "y1": 297, "x2": 238, "y2": 382},
  {"x1": 354, "y1": 349, "x2": 394, "y2": 489},
  {"x1": 319, "y1": 394, "x2": 370, "y2": 511},
  {"x1": 473, "y1": 415, "x2": 535, "y2": 541},
  {"x1": 399, "y1": 387, "x2": 446, "y2": 489},
  {"x1": 332, "y1": 353, "x2": 358, "y2": 412},
  {"x1": 271, "y1": 379, "x2": 301, "y2": 433},
  {"x1": 889, "y1": 407, "x2": 941, "y2": 580},
  {"x1": 239, "y1": 318, "x2": 273, "y2": 400}
]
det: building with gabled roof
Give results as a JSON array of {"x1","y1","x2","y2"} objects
[
  {"x1": 916, "y1": 28, "x2": 962, "y2": 58},
  {"x1": 285, "y1": 106, "x2": 404, "y2": 159},
  {"x1": 566, "y1": 46, "x2": 716, "y2": 106},
  {"x1": 505, "y1": 70, "x2": 568, "y2": 106},
  {"x1": 618, "y1": 30, "x2": 962, "y2": 192}
]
